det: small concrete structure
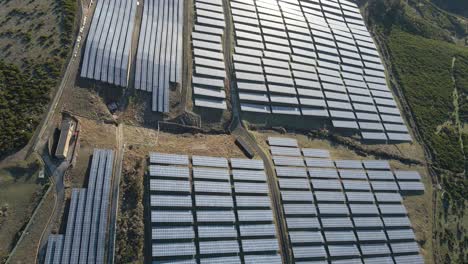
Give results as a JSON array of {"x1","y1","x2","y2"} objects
[{"x1": 55, "y1": 119, "x2": 75, "y2": 159}]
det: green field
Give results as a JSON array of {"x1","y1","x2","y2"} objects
[
  {"x1": 363, "y1": 0, "x2": 467, "y2": 262},
  {"x1": 0, "y1": 0, "x2": 78, "y2": 158}
]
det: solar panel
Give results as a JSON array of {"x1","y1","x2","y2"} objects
[
  {"x1": 346, "y1": 191, "x2": 375, "y2": 202},
  {"x1": 357, "y1": 230, "x2": 387, "y2": 242},
  {"x1": 362, "y1": 256, "x2": 394, "y2": 264},
  {"x1": 276, "y1": 167, "x2": 308, "y2": 178},
  {"x1": 393, "y1": 254, "x2": 424, "y2": 264},
  {"x1": 287, "y1": 217, "x2": 321, "y2": 229},
  {"x1": 370, "y1": 181, "x2": 399, "y2": 191},
  {"x1": 194, "y1": 181, "x2": 232, "y2": 194},
  {"x1": 390, "y1": 241, "x2": 420, "y2": 254},
  {"x1": 231, "y1": 159, "x2": 264, "y2": 170},
  {"x1": 192, "y1": 155, "x2": 229, "y2": 168},
  {"x1": 339, "y1": 169, "x2": 367, "y2": 179},
  {"x1": 353, "y1": 217, "x2": 384, "y2": 228},
  {"x1": 150, "y1": 179, "x2": 191, "y2": 193},
  {"x1": 398, "y1": 181, "x2": 425, "y2": 192},
  {"x1": 292, "y1": 245, "x2": 327, "y2": 259},
  {"x1": 197, "y1": 210, "x2": 236, "y2": 223},
  {"x1": 391, "y1": 169, "x2": 422, "y2": 181},
  {"x1": 387, "y1": 229, "x2": 416, "y2": 241},
  {"x1": 318, "y1": 203, "x2": 349, "y2": 215},
  {"x1": 272, "y1": 156, "x2": 305, "y2": 166},
  {"x1": 150, "y1": 195, "x2": 192, "y2": 207},
  {"x1": 242, "y1": 238, "x2": 279, "y2": 252},
  {"x1": 151, "y1": 210, "x2": 194, "y2": 223},
  {"x1": 149, "y1": 165, "x2": 190, "y2": 178},
  {"x1": 281, "y1": 190, "x2": 315, "y2": 202},
  {"x1": 308, "y1": 168, "x2": 339, "y2": 178},
  {"x1": 335, "y1": 160, "x2": 363, "y2": 169},
  {"x1": 305, "y1": 158, "x2": 335, "y2": 168},
  {"x1": 270, "y1": 146, "x2": 302, "y2": 156},
  {"x1": 382, "y1": 216, "x2": 412, "y2": 227},
  {"x1": 198, "y1": 225, "x2": 238, "y2": 238},
  {"x1": 193, "y1": 167, "x2": 230, "y2": 181},
  {"x1": 350, "y1": 204, "x2": 380, "y2": 215},
  {"x1": 236, "y1": 195, "x2": 272, "y2": 208},
  {"x1": 268, "y1": 137, "x2": 298, "y2": 147},
  {"x1": 152, "y1": 242, "x2": 196, "y2": 257},
  {"x1": 315, "y1": 191, "x2": 346, "y2": 202},
  {"x1": 325, "y1": 230, "x2": 357, "y2": 242},
  {"x1": 199, "y1": 256, "x2": 241, "y2": 264},
  {"x1": 311, "y1": 179, "x2": 342, "y2": 190},
  {"x1": 149, "y1": 152, "x2": 189, "y2": 165},
  {"x1": 328, "y1": 245, "x2": 360, "y2": 257},
  {"x1": 375, "y1": 192, "x2": 402, "y2": 203},
  {"x1": 239, "y1": 224, "x2": 277, "y2": 237},
  {"x1": 289, "y1": 231, "x2": 323, "y2": 244},
  {"x1": 152, "y1": 226, "x2": 195, "y2": 240},
  {"x1": 366, "y1": 170, "x2": 395, "y2": 180},
  {"x1": 238, "y1": 210, "x2": 274, "y2": 222},
  {"x1": 278, "y1": 178, "x2": 310, "y2": 190},
  {"x1": 244, "y1": 254, "x2": 282, "y2": 264},
  {"x1": 321, "y1": 216, "x2": 353, "y2": 229},
  {"x1": 302, "y1": 148, "x2": 330, "y2": 158},
  {"x1": 195, "y1": 195, "x2": 234, "y2": 208},
  {"x1": 283, "y1": 203, "x2": 317, "y2": 216},
  {"x1": 379, "y1": 204, "x2": 407, "y2": 215},
  {"x1": 360, "y1": 243, "x2": 391, "y2": 256},
  {"x1": 235, "y1": 182, "x2": 269, "y2": 194}
]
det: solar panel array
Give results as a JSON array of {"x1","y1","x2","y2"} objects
[
  {"x1": 135, "y1": 0, "x2": 184, "y2": 112},
  {"x1": 268, "y1": 137, "x2": 425, "y2": 264},
  {"x1": 148, "y1": 152, "x2": 282, "y2": 263},
  {"x1": 81, "y1": 0, "x2": 137, "y2": 87},
  {"x1": 230, "y1": 0, "x2": 411, "y2": 142},
  {"x1": 191, "y1": 0, "x2": 228, "y2": 110},
  {"x1": 44, "y1": 149, "x2": 115, "y2": 264}
]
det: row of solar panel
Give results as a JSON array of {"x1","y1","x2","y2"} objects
[
  {"x1": 134, "y1": 0, "x2": 184, "y2": 113},
  {"x1": 191, "y1": 0, "x2": 228, "y2": 110},
  {"x1": 230, "y1": 0, "x2": 411, "y2": 142},
  {"x1": 268, "y1": 134, "x2": 424, "y2": 262},
  {"x1": 149, "y1": 152, "x2": 265, "y2": 170},
  {"x1": 147, "y1": 151, "x2": 281, "y2": 263},
  {"x1": 44, "y1": 149, "x2": 115, "y2": 264},
  {"x1": 80, "y1": 0, "x2": 137, "y2": 87}
]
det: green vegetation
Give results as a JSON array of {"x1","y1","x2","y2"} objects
[
  {"x1": 0, "y1": 156, "x2": 46, "y2": 261},
  {"x1": 0, "y1": 0, "x2": 79, "y2": 158},
  {"x1": 116, "y1": 156, "x2": 144, "y2": 263},
  {"x1": 363, "y1": 0, "x2": 467, "y2": 263},
  {"x1": 0, "y1": 58, "x2": 62, "y2": 158},
  {"x1": 59, "y1": 0, "x2": 77, "y2": 47}
]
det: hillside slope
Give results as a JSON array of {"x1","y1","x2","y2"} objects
[{"x1": 360, "y1": 0, "x2": 467, "y2": 263}]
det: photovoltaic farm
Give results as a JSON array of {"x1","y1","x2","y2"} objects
[
  {"x1": 229, "y1": 0, "x2": 411, "y2": 142},
  {"x1": 145, "y1": 137, "x2": 426, "y2": 264},
  {"x1": 80, "y1": 0, "x2": 137, "y2": 87},
  {"x1": 147, "y1": 153, "x2": 282, "y2": 263},
  {"x1": 191, "y1": 0, "x2": 228, "y2": 110},
  {"x1": 134, "y1": 0, "x2": 184, "y2": 112},
  {"x1": 43, "y1": 149, "x2": 115, "y2": 264},
  {"x1": 268, "y1": 137, "x2": 425, "y2": 263}
]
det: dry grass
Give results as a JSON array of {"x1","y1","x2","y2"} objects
[
  {"x1": 6, "y1": 188, "x2": 55, "y2": 264},
  {"x1": 0, "y1": 0, "x2": 64, "y2": 67},
  {"x1": 0, "y1": 156, "x2": 45, "y2": 261},
  {"x1": 65, "y1": 117, "x2": 117, "y2": 188}
]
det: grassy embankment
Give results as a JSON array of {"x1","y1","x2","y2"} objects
[{"x1": 363, "y1": 0, "x2": 467, "y2": 262}]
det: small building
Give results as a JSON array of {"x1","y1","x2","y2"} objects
[{"x1": 55, "y1": 119, "x2": 75, "y2": 159}]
